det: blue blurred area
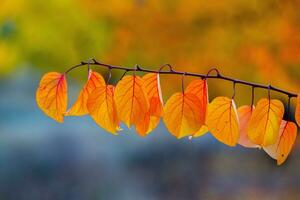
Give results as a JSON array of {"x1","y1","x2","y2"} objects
[{"x1": 0, "y1": 69, "x2": 300, "y2": 200}]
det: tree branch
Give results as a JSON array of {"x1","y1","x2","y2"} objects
[{"x1": 65, "y1": 59, "x2": 298, "y2": 98}]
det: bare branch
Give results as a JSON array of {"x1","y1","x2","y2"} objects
[{"x1": 65, "y1": 59, "x2": 298, "y2": 98}]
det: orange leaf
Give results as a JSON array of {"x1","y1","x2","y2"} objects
[
  {"x1": 148, "y1": 116, "x2": 161, "y2": 130},
  {"x1": 142, "y1": 73, "x2": 164, "y2": 117},
  {"x1": 135, "y1": 112, "x2": 151, "y2": 136},
  {"x1": 138, "y1": 73, "x2": 164, "y2": 134},
  {"x1": 114, "y1": 75, "x2": 150, "y2": 136},
  {"x1": 66, "y1": 70, "x2": 105, "y2": 116},
  {"x1": 206, "y1": 97, "x2": 239, "y2": 147},
  {"x1": 192, "y1": 125, "x2": 209, "y2": 138},
  {"x1": 296, "y1": 93, "x2": 300, "y2": 127},
  {"x1": 185, "y1": 79, "x2": 208, "y2": 124},
  {"x1": 87, "y1": 85, "x2": 119, "y2": 134},
  {"x1": 163, "y1": 92, "x2": 204, "y2": 139},
  {"x1": 237, "y1": 105, "x2": 259, "y2": 148},
  {"x1": 36, "y1": 72, "x2": 67, "y2": 123},
  {"x1": 264, "y1": 120, "x2": 297, "y2": 165},
  {"x1": 248, "y1": 98, "x2": 284, "y2": 146},
  {"x1": 135, "y1": 113, "x2": 161, "y2": 136}
]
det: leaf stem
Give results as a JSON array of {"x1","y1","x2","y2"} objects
[
  {"x1": 106, "y1": 67, "x2": 112, "y2": 84},
  {"x1": 232, "y1": 81, "x2": 236, "y2": 99},
  {"x1": 287, "y1": 96, "x2": 292, "y2": 121},
  {"x1": 251, "y1": 86, "x2": 255, "y2": 110},
  {"x1": 181, "y1": 72, "x2": 186, "y2": 94}
]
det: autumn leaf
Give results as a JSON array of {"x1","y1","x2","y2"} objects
[
  {"x1": 237, "y1": 105, "x2": 259, "y2": 148},
  {"x1": 87, "y1": 84, "x2": 119, "y2": 134},
  {"x1": 296, "y1": 93, "x2": 300, "y2": 127},
  {"x1": 65, "y1": 70, "x2": 105, "y2": 116},
  {"x1": 248, "y1": 98, "x2": 284, "y2": 146},
  {"x1": 264, "y1": 120, "x2": 297, "y2": 165},
  {"x1": 137, "y1": 73, "x2": 164, "y2": 134},
  {"x1": 163, "y1": 92, "x2": 204, "y2": 139},
  {"x1": 206, "y1": 97, "x2": 239, "y2": 147},
  {"x1": 142, "y1": 73, "x2": 164, "y2": 117},
  {"x1": 135, "y1": 109, "x2": 161, "y2": 136},
  {"x1": 135, "y1": 111, "x2": 151, "y2": 135},
  {"x1": 148, "y1": 116, "x2": 161, "y2": 131},
  {"x1": 185, "y1": 79, "x2": 209, "y2": 137},
  {"x1": 136, "y1": 114, "x2": 161, "y2": 136},
  {"x1": 185, "y1": 79, "x2": 208, "y2": 124},
  {"x1": 114, "y1": 75, "x2": 150, "y2": 136},
  {"x1": 192, "y1": 125, "x2": 209, "y2": 138},
  {"x1": 36, "y1": 72, "x2": 67, "y2": 123}
]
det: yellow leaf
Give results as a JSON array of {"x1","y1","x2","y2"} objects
[
  {"x1": 192, "y1": 125, "x2": 209, "y2": 138},
  {"x1": 66, "y1": 70, "x2": 105, "y2": 116},
  {"x1": 135, "y1": 113, "x2": 161, "y2": 136},
  {"x1": 142, "y1": 73, "x2": 164, "y2": 117},
  {"x1": 148, "y1": 116, "x2": 160, "y2": 131},
  {"x1": 137, "y1": 73, "x2": 164, "y2": 134},
  {"x1": 296, "y1": 93, "x2": 300, "y2": 127},
  {"x1": 135, "y1": 111, "x2": 150, "y2": 136},
  {"x1": 237, "y1": 105, "x2": 259, "y2": 148},
  {"x1": 114, "y1": 75, "x2": 150, "y2": 136},
  {"x1": 36, "y1": 72, "x2": 67, "y2": 123},
  {"x1": 163, "y1": 92, "x2": 204, "y2": 139},
  {"x1": 248, "y1": 98, "x2": 284, "y2": 146},
  {"x1": 185, "y1": 79, "x2": 209, "y2": 138},
  {"x1": 185, "y1": 79, "x2": 208, "y2": 124},
  {"x1": 264, "y1": 120, "x2": 297, "y2": 165},
  {"x1": 206, "y1": 97, "x2": 239, "y2": 147},
  {"x1": 87, "y1": 85, "x2": 119, "y2": 134}
]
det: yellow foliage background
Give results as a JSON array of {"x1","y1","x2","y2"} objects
[{"x1": 1, "y1": 0, "x2": 300, "y2": 95}]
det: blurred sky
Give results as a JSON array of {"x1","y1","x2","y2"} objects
[{"x1": 1, "y1": 0, "x2": 300, "y2": 199}]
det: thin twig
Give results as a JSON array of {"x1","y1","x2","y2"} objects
[{"x1": 65, "y1": 59, "x2": 298, "y2": 98}]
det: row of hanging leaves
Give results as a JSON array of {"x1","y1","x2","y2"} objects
[{"x1": 36, "y1": 66, "x2": 300, "y2": 165}]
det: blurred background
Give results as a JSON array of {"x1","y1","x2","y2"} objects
[{"x1": 1, "y1": 0, "x2": 300, "y2": 199}]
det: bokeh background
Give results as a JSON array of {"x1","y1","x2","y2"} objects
[{"x1": 1, "y1": 0, "x2": 300, "y2": 199}]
